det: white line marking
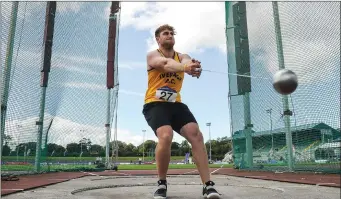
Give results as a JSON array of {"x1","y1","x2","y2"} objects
[
  {"x1": 316, "y1": 183, "x2": 336, "y2": 186},
  {"x1": 211, "y1": 168, "x2": 220, "y2": 174},
  {"x1": 115, "y1": 172, "x2": 131, "y2": 176},
  {"x1": 244, "y1": 176, "x2": 268, "y2": 178},
  {"x1": 84, "y1": 172, "x2": 98, "y2": 176},
  {"x1": 83, "y1": 172, "x2": 106, "y2": 178},
  {"x1": 211, "y1": 165, "x2": 224, "y2": 174},
  {"x1": 182, "y1": 170, "x2": 198, "y2": 175}
]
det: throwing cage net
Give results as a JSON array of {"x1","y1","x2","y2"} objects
[
  {"x1": 1, "y1": 1, "x2": 340, "y2": 175},
  {"x1": 1, "y1": 1, "x2": 120, "y2": 174},
  {"x1": 226, "y1": 2, "x2": 340, "y2": 173}
]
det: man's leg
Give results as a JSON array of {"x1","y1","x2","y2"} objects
[
  {"x1": 180, "y1": 123, "x2": 210, "y2": 183},
  {"x1": 172, "y1": 103, "x2": 221, "y2": 199},
  {"x1": 155, "y1": 125, "x2": 173, "y2": 180},
  {"x1": 142, "y1": 102, "x2": 173, "y2": 199}
]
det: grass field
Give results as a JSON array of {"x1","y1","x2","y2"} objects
[
  {"x1": 1, "y1": 163, "x2": 230, "y2": 171},
  {"x1": 2, "y1": 155, "x2": 339, "y2": 174},
  {"x1": 1, "y1": 156, "x2": 184, "y2": 162},
  {"x1": 2, "y1": 162, "x2": 340, "y2": 175}
]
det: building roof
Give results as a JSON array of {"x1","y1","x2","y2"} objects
[{"x1": 232, "y1": 122, "x2": 340, "y2": 139}]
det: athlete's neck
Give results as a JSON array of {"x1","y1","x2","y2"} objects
[{"x1": 158, "y1": 47, "x2": 175, "y2": 58}]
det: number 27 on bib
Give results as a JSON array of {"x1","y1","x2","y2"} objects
[{"x1": 155, "y1": 86, "x2": 177, "y2": 102}]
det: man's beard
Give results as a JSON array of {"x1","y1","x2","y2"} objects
[{"x1": 161, "y1": 42, "x2": 174, "y2": 50}]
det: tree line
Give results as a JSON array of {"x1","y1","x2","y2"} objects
[{"x1": 2, "y1": 135, "x2": 232, "y2": 160}]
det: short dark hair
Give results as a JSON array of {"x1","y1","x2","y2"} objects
[{"x1": 155, "y1": 24, "x2": 176, "y2": 37}]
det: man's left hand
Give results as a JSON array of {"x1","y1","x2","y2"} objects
[{"x1": 191, "y1": 59, "x2": 202, "y2": 78}]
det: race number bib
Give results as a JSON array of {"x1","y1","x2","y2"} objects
[{"x1": 155, "y1": 86, "x2": 177, "y2": 102}]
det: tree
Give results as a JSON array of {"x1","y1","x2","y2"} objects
[
  {"x1": 171, "y1": 142, "x2": 180, "y2": 156},
  {"x1": 2, "y1": 134, "x2": 13, "y2": 156},
  {"x1": 110, "y1": 140, "x2": 127, "y2": 156},
  {"x1": 2, "y1": 145, "x2": 11, "y2": 156},
  {"x1": 3, "y1": 134, "x2": 12, "y2": 146},
  {"x1": 205, "y1": 136, "x2": 232, "y2": 160},
  {"x1": 137, "y1": 140, "x2": 157, "y2": 157},
  {"x1": 180, "y1": 140, "x2": 190, "y2": 152},
  {"x1": 66, "y1": 142, "x2": 80, "y2": 156},
  {"x1": 125, "y1": 143, "x2": 138, "y2": 156},
  {"x1": 15, "y1": 142, "x2": 37, "y2": 156},
  {"x1": 46, "y1": 143, "x2": 65, "y2": 156},
  {"x1": 79, "y1": 138, "x2": 91, "y2": 152},
  {"x1": 3, "y1": 137, "x2": 234, "y2": 159},
  {"x1": 90, "y1": 144, "x2": 104, "y2": 156}
]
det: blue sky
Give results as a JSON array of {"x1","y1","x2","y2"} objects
[{"x1": 1, "y1": 2, "x2": 340, "y2": 148}]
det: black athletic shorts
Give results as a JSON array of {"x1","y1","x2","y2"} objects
[{"x1": 142, "y1": 101, "x2": 197, "y2": 135}]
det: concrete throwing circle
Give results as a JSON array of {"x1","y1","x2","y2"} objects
[{"x1": 72, "y1": 183, "x2": 284, "y2": 199}]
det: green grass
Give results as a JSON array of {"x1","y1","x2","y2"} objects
[
  {"x1": 261, "y1": 161, "x2": 341, "y2": 167},
  {"x1": 1, "y1": 163, "x2": 231, "y2": 171},
  {"x1": 1, "y1": 164, "x2": 96, "y2": 171},
  {"x1": 1, "y1": 156, "x2": 184, "y2": 162},
  {"x1": 2, "y1": 161, "x2": 340, "y2": 173},
  {"x1": 117, "y1": 164, "x2": 230, "y2": 170}
]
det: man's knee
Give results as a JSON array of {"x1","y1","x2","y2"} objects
[
  {"x1": 156, "y1": 125, "x2": 173, "y2": 147},
  {"x1": 180, "y1": 122, "x2": 203, "y2": 143}
]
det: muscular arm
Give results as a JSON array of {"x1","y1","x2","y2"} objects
[
  {"x1": 147, "y1": 50, "x2": 190, "y2": 72},
  {"x1": 179, "y1": 53, "x2": 192, "y2": 64},
  {"x1": 180, "y1": 53, "x2": 202, "y2": 78}
]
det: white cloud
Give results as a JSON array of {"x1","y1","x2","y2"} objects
[
  {"x1": 55, "y1": 55, "x2": 145, "y2": 72},
  {"x1": 5, "y1": 116, "x2": 40, "y2": 145},
  {"x1": 1, "y1": 2, "x2": 83, "y2": 25},
  {"x1": 5, "y1": 115, "x2": 186, "y2": 151},
  {"x1": 57, "y1": 2, "x2": 83, "y2": 13},
  {"x1": 119, "y1": 89, "x2": 144, "y2": 97},
  {"x1": 11, "y1": 49, "x2": 144, "y2": 75},
  {"x1": 4, "y1": 115, "x2": 147, "y2": 149},
  {"x1": 119, "y1": 2, "x2": 226, "y2": 54},
  {"x1": 127, "y1": 129, "x2": 186, "y2": 147},
  {"x1": 119, "y1": 2, "x2": 339, "y2": 85},
  {"x1": 63, "y1": 82, "x2": 105, "y2": 91},
  {"x1": 57, "y1": 54, "x2": 105, "y2": 68},
  {"x1": 62, "y1": 82, "x2": 145, "y2": 97},
  {"x1": 116, "y1": 129, "x2": 147, "y2": 147},
  {"x1": 118, "y1": 61, "x2": 146, "y2": 70}
]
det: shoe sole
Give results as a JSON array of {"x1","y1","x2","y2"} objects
[
  {"x1": 204, "y1": 193, "x2": 221, "y2": 199},
  {"x1": 153, "y1": 196, "x2": 166, "y2": 199}
]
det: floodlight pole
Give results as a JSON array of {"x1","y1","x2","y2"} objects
[
  {"x1": 142, "y1": 130, "x2": 146, "y2": 161},
  {"x1": 206, "y1": 123, "x2": 212, "y2": 162}
]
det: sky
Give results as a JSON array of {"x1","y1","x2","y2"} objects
[{"x1": 1, "y1": 1, "x2": 340, "y2": 150}]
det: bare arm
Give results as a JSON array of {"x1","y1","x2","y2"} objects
[
  {"x1": 180, "y1": 53, "x2": 202, "y2": 78},
  {"x1": 147, "y1": 51, "x2": 190, "y2": 72},
  {"x1": 179, "y1": 53, "x2": 192, "y2": 64}
]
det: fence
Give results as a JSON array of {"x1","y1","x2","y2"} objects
[
  {"x1": 226, "y1": 2, "x2": 340, "y2": 173},
  {"x1": 1, "y1": 1, "x2": 120, "y2": 174}
]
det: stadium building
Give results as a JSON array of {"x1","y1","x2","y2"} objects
[{"x1": 232, "y1": 123, "x2": 340, "y2": 167}]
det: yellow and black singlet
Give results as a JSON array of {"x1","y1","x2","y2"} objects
[{"x1": 144, "y1": 49, "x2": 185, "y2": 104}]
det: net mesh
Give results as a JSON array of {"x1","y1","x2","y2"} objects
[
  {"x1": 1, "y1": 2, "x2": 118, "y2": 174},
  {"x1": 1, "y1": 1, "x2": 340, "y2": 175},
  {"x1": 227, "y1": 2, "x2": 340, "y2": 173}
]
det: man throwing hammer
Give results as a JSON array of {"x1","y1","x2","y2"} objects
[{"x1": 142, "y1": 24, "x2": 221, "y2": 199}]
